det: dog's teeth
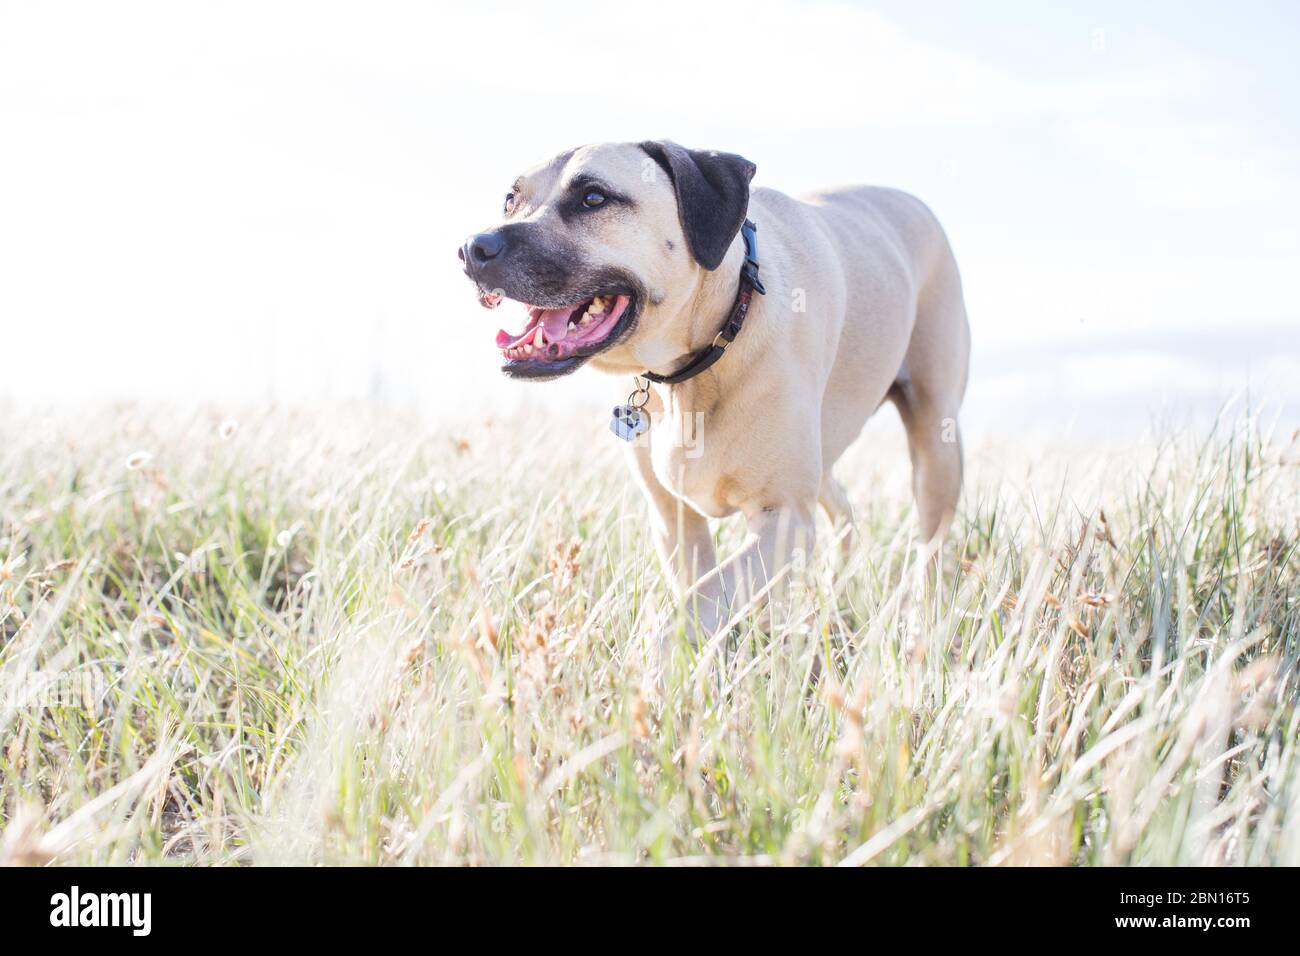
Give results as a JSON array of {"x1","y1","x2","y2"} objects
[
  {"x1": 568, "y1": 320, "x2": 576, "y2": 331},
  {"x1": 524, "y1": 344, "x2": 533, "y2": 354},
  {"x1": 532, "y1": 326, "x2": 545, "y2": 347}
]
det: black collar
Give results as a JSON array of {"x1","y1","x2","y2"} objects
[{"x1": 641, "y1": 219, "x2": 766, "y2": 386}]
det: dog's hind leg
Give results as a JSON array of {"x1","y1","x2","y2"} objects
[
  {"x1": 893, "y1": 380, "x2": 962, "y2": 555},
  {"x1": 890, "y1": 236, "x2": 970, "y2": 556}
]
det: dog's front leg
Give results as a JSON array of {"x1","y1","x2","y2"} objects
[
  {"x1": 623, "y1": 443, "x2": 727, "y2": 641},
  {"x1": 696, "y1": 502, "x2": 817, "y2": 631}
]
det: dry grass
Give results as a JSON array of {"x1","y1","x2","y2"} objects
[{"x1": 0, "y1": 403, "x2": 1297, "y2": 865}]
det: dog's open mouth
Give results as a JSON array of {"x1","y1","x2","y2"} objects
[{"x1": 486, "y1": 292, "x2": 635, "y2": 379}]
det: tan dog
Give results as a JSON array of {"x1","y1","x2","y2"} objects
[{"x1": 460, "y1": 141, "x2": 969, "y2": 640}]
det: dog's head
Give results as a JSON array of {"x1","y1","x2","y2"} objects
[{"x1": 459, "y1": 141, "x2": 755, "y2": 380}]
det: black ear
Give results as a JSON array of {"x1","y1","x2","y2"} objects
[{"x1": 640, "y1": 140, "x2": 756, "y2": 270}]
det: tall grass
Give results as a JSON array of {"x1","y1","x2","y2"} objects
[{"x1": 0, "y1": 404, "x2": 1296, "y2": 865}]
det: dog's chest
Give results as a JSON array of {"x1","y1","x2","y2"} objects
[{"x1": 647, "y1": 408, "x2": 738, "y2": 518}]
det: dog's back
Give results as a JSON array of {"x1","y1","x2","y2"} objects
[{"x1": 748, "y1": 182, "x2": 967, "y2": 455}]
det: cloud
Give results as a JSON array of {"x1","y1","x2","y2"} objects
[
  {"x1": 0, "y1": 0, "x2": 1197, "y2": 130},
  {"x1": 1058, "y1": 117, "x2": 1297, "y2": 211},
  {"x1": 967, "y1": 349, "x2": 1300, "y2": 438}
]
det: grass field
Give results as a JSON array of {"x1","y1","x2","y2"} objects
[{"x1": 1, "y1": 404, "x2": 1297, "y2": 866}]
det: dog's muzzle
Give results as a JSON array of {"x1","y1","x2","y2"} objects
[{"x1": 457, "y1": 226, "x2": 641, "y2": 380}]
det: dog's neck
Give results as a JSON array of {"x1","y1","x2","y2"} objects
[
  {"x1": 686, "y1": 236, "x2": 748, "y2": 351},
  {"x1": 650, "y1": 234, "x2": 754, "y2": 403}
]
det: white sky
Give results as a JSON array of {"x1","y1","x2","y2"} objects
[{"x1": 2, "y1": 0, "x2": 1297, "y2": 435}]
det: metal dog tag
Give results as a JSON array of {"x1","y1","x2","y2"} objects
[{"x1": 609, "y1": 404, "x2": 648, "y2": 441}]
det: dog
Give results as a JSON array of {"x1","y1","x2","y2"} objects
[{"x1": 460, "y1": 141, "x2": 970, "y2": 641}]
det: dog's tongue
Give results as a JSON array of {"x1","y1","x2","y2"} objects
[
  {"x1": 539, "y1": 307, "x2": 572, "y2": 342},
  {"x1": 494, "y1": 305, "x2": 576, "y2": 349}
]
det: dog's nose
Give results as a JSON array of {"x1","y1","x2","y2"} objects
[{"x1": 461, "y1": 231, "x2": 505, "y2": 267}]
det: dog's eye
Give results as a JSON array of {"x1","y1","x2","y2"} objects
[
  {"x1": 582, "y1": 189, "x2": 607, "y2": 209},
  {"x1": 503, "y1": 192, "x2": 515, "y2": 214}
]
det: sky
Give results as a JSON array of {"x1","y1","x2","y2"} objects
[{"x1": 1, "y1": 0, "x2": 1297, "y2": 437}]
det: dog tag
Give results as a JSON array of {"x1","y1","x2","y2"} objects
[{"x1": 609, "y1": 404, "x2": 648, "y2": 441}]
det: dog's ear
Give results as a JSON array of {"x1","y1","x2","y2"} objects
[{"x1": 640, "y1": 140, "x2": 755, "y2": 270}]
